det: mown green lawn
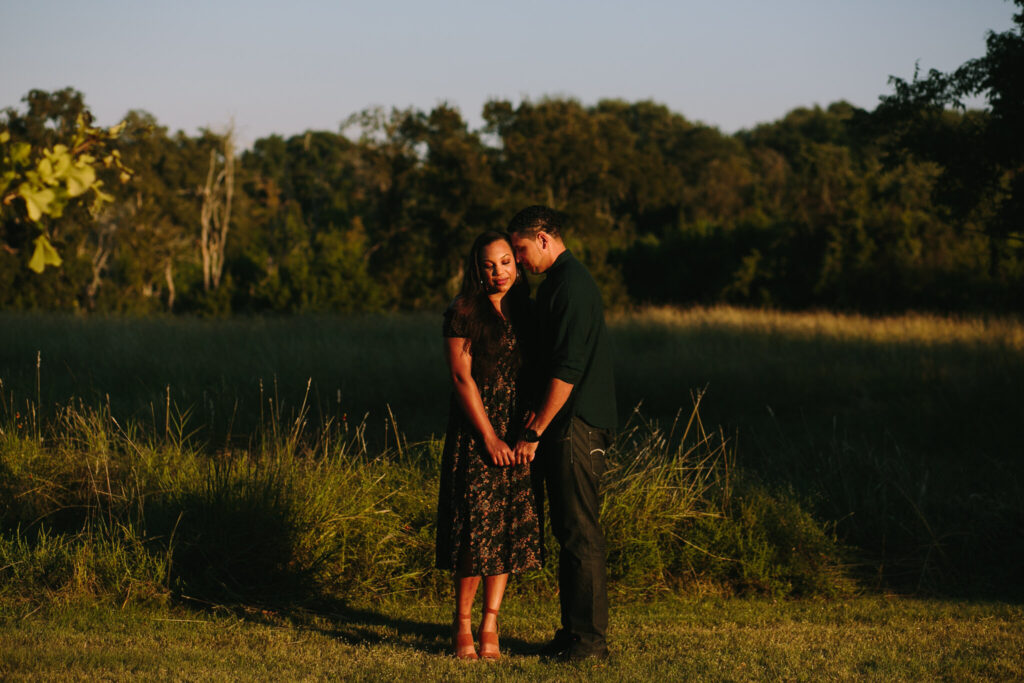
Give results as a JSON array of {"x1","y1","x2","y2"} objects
[{"x1": 2, "y1": 596, "x2": 1021, "y2": 681}]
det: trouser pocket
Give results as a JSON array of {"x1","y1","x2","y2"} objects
[
  {"x1": 546, "y1": 416, "x2": 610, "y2": 541},
  {"x1": 570, "y1": 416, "x2": 609, "y2": 483}
]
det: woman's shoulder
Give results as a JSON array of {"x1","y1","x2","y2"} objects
[
  {"x1": 445, "y1": 295, "x2": 475, "y2": 318},
  {"x1": 443, "y1": 296, "x2": 473, "y2": 337}
]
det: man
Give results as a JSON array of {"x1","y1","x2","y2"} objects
[{"x1": 508, "y1": 206, "x2": 617, "y2": 662}]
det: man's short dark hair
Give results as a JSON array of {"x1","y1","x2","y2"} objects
[{"x1": 507, "y1": 205, "x2": 564, "y2": 239}]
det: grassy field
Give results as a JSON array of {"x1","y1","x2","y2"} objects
[
  {"x1": 2, "y1": 306, "x2": 1020, "y2": 455},
  {"x1": 2, "y1": 306, "x2": 1021, "y2": 454},
  {"x1": 3, "y1": 596, "x2": 1022, "y2": 681},
  {"x1": 1, "y1": 306, "x2": 1021, "y2": 596},
  {"x1": 2, "y1": 306, "x2": 1023, "y2": 679}
]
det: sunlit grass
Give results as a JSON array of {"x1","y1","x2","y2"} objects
[
  {"x1": 2, "y1": 597, "x2": 1021, "y2": 681},
  {"x1": 613, "y1": 305, "x2": 1024, "y2": 349}
]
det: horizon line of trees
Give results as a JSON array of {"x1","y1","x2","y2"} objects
[{"x1": 2, "y1": 7, "x2": 1021, "y2": 316}]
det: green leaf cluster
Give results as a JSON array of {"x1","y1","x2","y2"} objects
[{"x1": 1, "y1": 113, "x2": 131, "y2": 272}]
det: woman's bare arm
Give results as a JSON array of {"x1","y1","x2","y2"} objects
[{"x1": 444, "y1": 337, "x2": 514, "y2": 466}]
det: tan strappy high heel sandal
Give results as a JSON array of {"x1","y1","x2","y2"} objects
[
  {"x1": 478, "y1": 607, "x2": 501, "y2": 660},
  {"x1": 453, "y1": 612, "x2": 478, "y2": 660}
]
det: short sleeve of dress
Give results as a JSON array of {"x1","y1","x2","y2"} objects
[{"x1": 443, "y1": 300, "x2": 469, "y2": 338}]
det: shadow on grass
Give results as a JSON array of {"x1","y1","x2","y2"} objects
[{"x1": 185, "y1": 597, "x2": 541, "y2": 657}]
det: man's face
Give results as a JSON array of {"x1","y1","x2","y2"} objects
[{"x1": 509, "y1": 232, "x2": 546, "y2": 274}]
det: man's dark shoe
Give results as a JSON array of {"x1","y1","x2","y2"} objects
[
  {"x1": 559, "y1": 643, "x2": 610, "y2": 663},
  {"x1": 537, "y1": 629, "x2": 575, "y2": 659}
]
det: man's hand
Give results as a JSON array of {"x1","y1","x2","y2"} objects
[{"x1": 514, "y1": 439, "x2": 539, "y2": 464}]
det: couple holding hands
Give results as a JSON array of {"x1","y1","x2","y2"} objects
[{"x1": 436, "y1": 205, "x2": 616, "y2": 662}]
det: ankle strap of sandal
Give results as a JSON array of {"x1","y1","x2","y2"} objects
[{"x1": 483, "y1": 607, "x2": 500, "y2": 616}]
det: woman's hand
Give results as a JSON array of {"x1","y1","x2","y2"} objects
[{"x1": 484, "y1": 435, "x2": 514, "y2": 466}]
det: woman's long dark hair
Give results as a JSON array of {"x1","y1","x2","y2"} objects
[{"x1": 451, "y1": 231, "x2": 530, "y2": 378}]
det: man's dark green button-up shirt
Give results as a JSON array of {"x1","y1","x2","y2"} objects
[{"x1": 536, "y1": 250, "x2": 617, "y2": 430}]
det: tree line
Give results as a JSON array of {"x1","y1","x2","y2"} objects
[{"x1": 2, "y1": 7, "x2": 1021, "y2": 315}]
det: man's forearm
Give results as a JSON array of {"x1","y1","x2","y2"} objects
[{"x1": 527, "y1": 377, "x2": 574, "y2": 436}]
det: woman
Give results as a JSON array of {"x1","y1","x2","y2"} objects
[{"x1": 436, "y1": 231, "x2": 543, "y2": 661}]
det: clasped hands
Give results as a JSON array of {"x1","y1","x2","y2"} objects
[{"x1": 484, "y1": 435, "x2": 538, "y2": 466}]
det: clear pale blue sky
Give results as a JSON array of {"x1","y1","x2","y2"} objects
[{"x1": 1, "y1": 0, "x2": 1017, "y2": 148}]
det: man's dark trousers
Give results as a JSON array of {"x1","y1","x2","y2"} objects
[{"x1": 542, "y1": 415, "x2": 611, "y2": 655}]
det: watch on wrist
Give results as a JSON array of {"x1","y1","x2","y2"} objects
[{"x1": 522, "y1": 428, "x2": 541, "y2": 443}]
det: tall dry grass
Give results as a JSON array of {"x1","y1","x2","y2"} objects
[{"x1": 0, "y1": 386, "x2": 846, "y2": 606}]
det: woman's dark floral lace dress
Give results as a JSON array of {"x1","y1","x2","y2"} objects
[{"x1": 436, "y1": 303, "x2": 542, "y2": 576}]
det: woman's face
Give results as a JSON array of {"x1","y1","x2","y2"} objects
[{"x1": 479, "y1": 239, "x2": 517, "y2": 295}]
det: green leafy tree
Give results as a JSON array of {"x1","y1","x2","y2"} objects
[
  {"x1": 875, "y1": 0, "x2": 1023, "y2": 240},
  {"x1": 341, "y1": 107, "x2": 433, "y2": 308},
  {"x1": 396, "y1": 104, "x2": 503, "y2": 300},
  {"x1": 98, "y1": 110, "x2": 195, "y2": 311},
  {"x1": 239, "y1": 129, "x2": 384, "y2": 312}
]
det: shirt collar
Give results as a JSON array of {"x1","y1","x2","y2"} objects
[{"x1": 548, "y1": 249, "x2": 573, "y2": 272}]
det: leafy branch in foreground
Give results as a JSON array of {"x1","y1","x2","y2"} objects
[{"x1": 1, "y1": 115, "x2": 133, "y2": 272}]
